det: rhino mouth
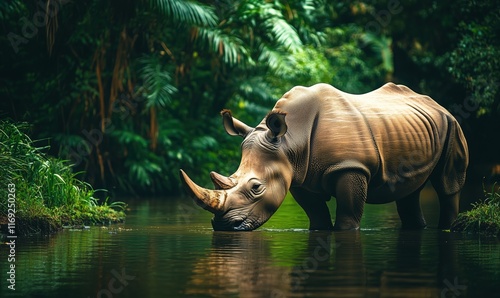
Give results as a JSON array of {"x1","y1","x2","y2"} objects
[{"x1": 211, "y1": 216, "x2": 251, "y2": 231}]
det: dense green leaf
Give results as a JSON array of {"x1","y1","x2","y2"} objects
[
  {"x1": 150, "y1": 0, "x2": 218, "y2": 26},
  {"x1": 109, "y1": 130, "x2": 148, "y2": 148},
  {"x1": 196, "y1": 27, "x2": 252, "y2": 66},
  {"x1": 139, "y1": 55, "x2": 178, "y2": 108}
]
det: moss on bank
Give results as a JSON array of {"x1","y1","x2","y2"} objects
[
  {"x1": 0, "y1": 121, "x2": 125, "y2": 236},
  {"x1": 451, "y1": 183, "x2": 500, "y2": 237}
]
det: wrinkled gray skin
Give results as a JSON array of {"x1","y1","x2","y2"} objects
[{"x1": 180, "y1": 83, "x2": 469, "y2": 231}]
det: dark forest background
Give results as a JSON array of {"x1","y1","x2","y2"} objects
[{"x1": 1, "y1": 0, "x2": 499, "y2": 196}]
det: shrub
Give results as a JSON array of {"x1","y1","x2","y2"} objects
[
  {"x1": 0, "y1": 121, "x2": 125, "y2": 235},
  {"x1": 451, "y1": 183, "x2": 500, "y2": 237}
]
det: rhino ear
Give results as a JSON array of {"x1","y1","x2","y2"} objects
[
  {"x1": 221, "y1": 109, "x2": 253, "y2": 138},
  {"x1": 266, "y1": 112, "x2": 287, "y2": 139}
]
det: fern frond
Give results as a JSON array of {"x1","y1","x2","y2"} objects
[{"x1": 138, "y1": 55, "x2": 177, "y2": 108}]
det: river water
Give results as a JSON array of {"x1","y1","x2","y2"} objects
[{"x1": 1, "y1": 190, "x2": 499, "y2": 297}]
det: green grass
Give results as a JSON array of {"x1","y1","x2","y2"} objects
[
  {"x1": 452, "y1": 183, "x2": 500, "y2": 237},
  {"x1": 0, "y1": 120, "x2": 125, "y2": 236}
]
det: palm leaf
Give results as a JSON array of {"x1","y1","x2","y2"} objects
[
  {"x1": 138, "y1": 55, "x2": 177, "y2": 108},
  {"x1": 109, "y1": 130, "x2": 148, "y2": 148},
  {"x1": 264, "y1": 17, "x2": 302, "y2": 52},
  {"x1": 258, "y1": 44, "x2": 295, "y2": 74},
  {"x1": 195, "y1": 27, "x2": 252, "y2": 66},
  {"x1": 247, "y1": 0, "x2": 302, "y2": 51},
  {"x1": 150, "y1": 0, "x2": 217, "y2": 27}
]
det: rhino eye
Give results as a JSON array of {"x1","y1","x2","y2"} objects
[{"x1": 250, "y1": 182, "x2": 264, "y2": 195}]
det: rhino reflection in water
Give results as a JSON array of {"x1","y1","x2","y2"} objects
[
  {"x1": 186, "y1": 232, "x2": 293, "y2": 297},
  {"x1": 180, "y1": 83, "x2": 468, "y2": 231}
]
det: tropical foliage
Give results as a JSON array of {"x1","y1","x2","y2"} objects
[
  {"x1": 1, "y1": 0, "x2": 499, "y2": 195},
  {"x1": 0, "y1": 121, "x2": 125, "y2": 235}
]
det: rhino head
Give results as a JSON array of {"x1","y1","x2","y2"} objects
[{"x1": 180, "y1": 110, "x2": 293, "y2": 231}]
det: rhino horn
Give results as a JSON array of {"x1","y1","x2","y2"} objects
[
  {"x1": 210, "y1": 171, "x2": 236, "y2": 190},
  {"x1": 179, "y1": 169, "x2": 227, "y2": 214}
]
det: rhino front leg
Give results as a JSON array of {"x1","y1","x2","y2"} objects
[
  {"x1": 331, "y1": 171, "x2": 368, "y2": 230},
  {"x1": 290, "y1": 187, "x2": 334, "y2": 230}
]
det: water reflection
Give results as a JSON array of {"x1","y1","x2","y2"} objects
[
  {"x1": 1, "y1": 198, "x2": 498, "y2": 297},
  {"x1": 185, "y1": 229, "x2": 471, "y2": 297},
  {"x1": 187, "y1": 231, "x2": 292, "y2": 297},
  {"x1": 289, "y1": 231, "x2": 366, "y2": 296}
]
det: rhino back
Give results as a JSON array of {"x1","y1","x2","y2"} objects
[{"x1": 275, "y1": 83, "x2": 459, "y2": 201}]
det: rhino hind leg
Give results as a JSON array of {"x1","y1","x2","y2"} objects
[
  {"x1": 429, "y1": 117, "x2": 467, "y2": 229},
  {"x1": 435, "y1": 192, "x2": 460, "y2": 229},
  {"x1": 396, "y1": 187, "x2": 427, "y2": 229},
  {"x1": 290, "y1": 187, "x2": 333, "y2": 230},
  {"x1": 429, "y1": 147, "x2": 464, "y2": 229}
]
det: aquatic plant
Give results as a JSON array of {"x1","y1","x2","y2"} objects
[
  {"x1": 0, "y1": 121, "x2": 126, "y2": 235},
  {"x1": 452, "y1": 183, "x2": 500, "y2": 237}
]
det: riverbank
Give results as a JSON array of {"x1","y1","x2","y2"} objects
[
  {"x1": 0, "y1": 209, "x2": 125, "y2": 239},
  {"x1": 0, "y1": 121, "x2": 125, "y2": 237},
  {"x1": 451, "y1": 184, "x2": 500, "y2": 237},
  {"x1": 0, "y1": 199, "x2": 126, "y2": 237}
]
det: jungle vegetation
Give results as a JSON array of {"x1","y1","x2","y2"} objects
[
  {"x1": 0, "y1": 121, "x2": 125, "y2": 235},
  {"x1": 452, "y1": 183, "x2": 500, "y2": 237},
  {"x1": 1, "y1": 0, "x2": 499, "y2": 198}
]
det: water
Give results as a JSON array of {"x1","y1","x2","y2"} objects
[{"x1": 1, "y1": 192, "x2": 499, "y2": 298}]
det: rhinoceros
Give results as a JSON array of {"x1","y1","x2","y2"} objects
[{"x1": 180, "y1": 83, "x2": 469, "y2": 231}]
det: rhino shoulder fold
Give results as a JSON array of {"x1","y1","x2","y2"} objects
[{"x1": 380, "y1": 82, "x2": 420, "y2": 96}]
